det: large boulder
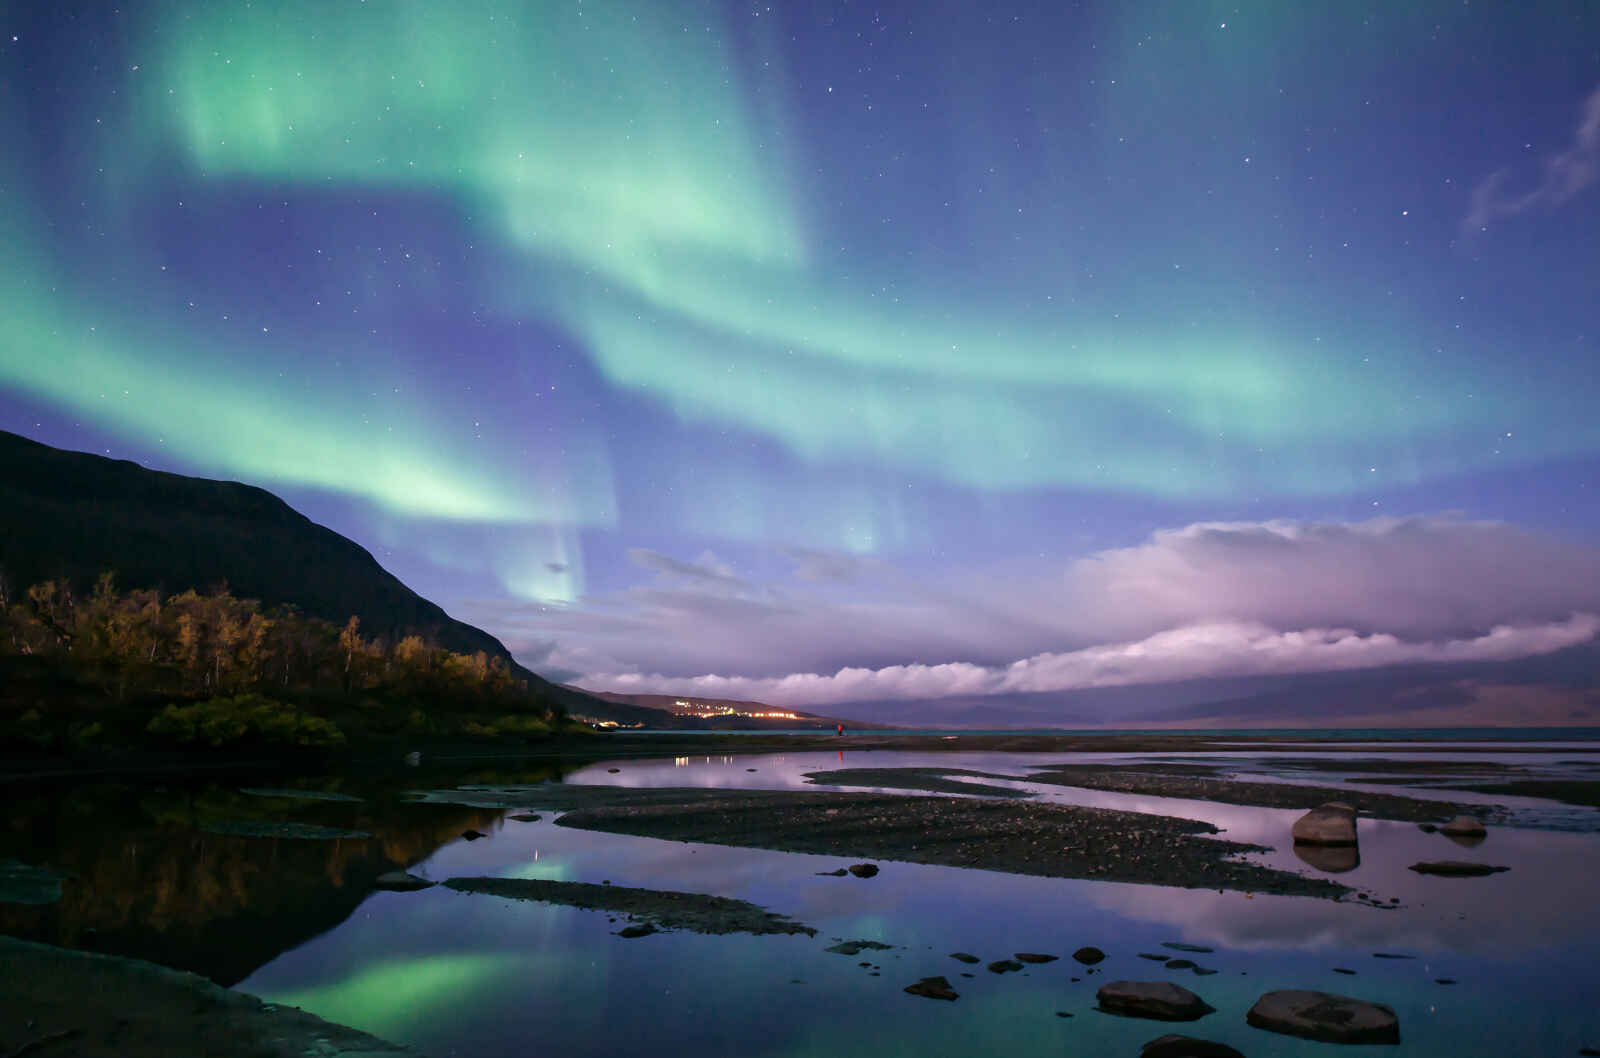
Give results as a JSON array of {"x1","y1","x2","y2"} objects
[
  {"x1": 1439, "y1": 815, "x2": 1486, "y2": 837},
  {"x1": 904, "y1": 976, "x2": 959, "y2": 1001},
  {"x1": 1073, "y1": 946, "x2": 1107, "y2": 965},
  {"x1": 1292, "y1": 803, "x2": 1358, "y2": 846},
  {"x1": 1246, "y1": 989, "x2": 1399, "y2": 1044},
  {"x1": 1096, "y1": 980, "x2": 1215, "y2": 1021},
  {"x1": 1408, "y1": 861, "x2": 1508, "y2": 877},
  {"x1": 1141, "y1": 1035, "x2": 1247, "y2": 1058}
]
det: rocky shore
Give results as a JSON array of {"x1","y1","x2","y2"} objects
[{"x1": 0, "y1": 936, "x2": 412, "y2": 1057}]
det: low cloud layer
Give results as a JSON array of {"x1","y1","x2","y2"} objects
[
  {"x1": 584, "y1": 615, "x2": 1599, "y2": 708},
  {"x1": 477, "y1": 515, "x2": 1600, "y2": 708}
]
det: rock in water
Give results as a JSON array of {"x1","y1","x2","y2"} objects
[
  {"x1": 1408, "y1": 861, "x2": 1508, "y2": 877},
  {"x1": 1161, "y1": 943, "x2": 1215, "y2": 954},
  {"x1": 1140, "y1": 1035, "x2": 1246, "y2": 1058},
  {"x1": 508, "y1": 813, "x2": 542, "y2": 822},
  {"x1": 1096, "y1": 981, "x2": 1216, "y2": 1021},
  {"x1": 617, "y1": 923, "x2": 656, "y2": 938},
  {"x1": 1292, "y1": 803, "x2": 1358, "y2": 847},
  {"x1": 848, "y1": 863, "x2": 880, "y2": 878},
  {"x1": 988, "y1": 959, "x2": 1024, "y2": 974},
  {"x1": 1440, "y1": 815, "x2": 1487, "y2": 838},
  {"x1": 461, "y1": 829, "x2": 486, "y2": 841},
  {"x1": 1015, "y1": 952, "x2": 1058, "y2": 964},
  {"x1": 825, "y1": 940, "x2": 893, "y2": 956},
  {"x1": 373, "y1": 870, "x2": 435, "y2": 892},
  {"x1": 1072, "y1": 946, "x2": 1107, "y2": 965},
  {"x1": 905, "y1": 976, "x2": 959, "y2": 1001},
  {"x1": 949, "y1": 952, "x2": 981, "y2": 964},
  {"x1": 1246, "y1": 989, "x2": 1399, "y2": 1044}
]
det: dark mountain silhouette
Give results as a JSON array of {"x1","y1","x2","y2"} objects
[{"x1": 0, "y1": 430, "x2": 606, "y2": 714}]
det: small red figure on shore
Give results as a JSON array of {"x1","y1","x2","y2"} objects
[{"x1": 836, "y1": 722, "x2": 844, "y2": 736}]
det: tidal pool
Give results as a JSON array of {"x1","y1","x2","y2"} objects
[{"x1": 4, "y1": 743, "x2": 1598, "y2": 1056}]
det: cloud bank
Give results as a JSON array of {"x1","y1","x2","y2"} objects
[
  {"x1": 487, "y1": 515, "x2": 1600, "y2": 708},
  {"x1": 583, "y1": 615, "x2": 1599, "y2": 708}
]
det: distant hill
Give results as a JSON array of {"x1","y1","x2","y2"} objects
[
  {"x1": 0, "y1": 429, "x2": 604, "y2": 716},
  {"x1": 563, "y1": 687, "x2": 877, "y2": 730}
]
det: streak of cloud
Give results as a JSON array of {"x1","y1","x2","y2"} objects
[{"x1": 1466, "y1": 85, "x2": 1600, "y2": 232}]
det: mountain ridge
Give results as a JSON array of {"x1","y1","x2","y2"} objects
[{"x1": 0, "y1": 429, "x2": 606, "y2": 715}]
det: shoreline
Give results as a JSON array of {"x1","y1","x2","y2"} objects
[
  {"x1": 0, "y1": 936, "x2": 413, "y2": 1057},
  {"x1": 6, "y1": 727, "x2": 1599, "y2": 783}
]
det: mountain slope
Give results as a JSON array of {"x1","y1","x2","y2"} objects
[{"x1": 0, "y1": 429, "x2": 600, "y2": 713}]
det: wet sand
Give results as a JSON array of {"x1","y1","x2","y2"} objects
[
  {"x1": 412, "y1": 784, "x2": 1347, "y2": 898},
  {"x1": 443, "y1": 877, "x2": 817, "y2": 935}
]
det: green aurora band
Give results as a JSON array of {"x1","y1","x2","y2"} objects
[{"x1": 2, "y1": 0, "x2": 1595, "y2": 535}]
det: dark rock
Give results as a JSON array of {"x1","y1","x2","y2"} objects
[
  {"x1": 1418, "y1": 823, "x2": 1438, "y2": 833},
  {"x1": 1055, "y1": 1011, "x2": 1073, "y2": 1018},
  {"x1": 373, "y1": 870, "x2": 435, "y2": 892},
  {"x1": 817, "y1": 868, "x2": 849, "y2": 876},
  {"x1": 1140, "y1": 952, "x2": 1172, "y2": 961},
  {"x1": 1292, "y1": 802, "x2": 1358, "y2": 846},
  {"x1": 1435, "y1": 978, "x2": 1456, "y2": 985},
  {"x1": 1140, "y1": 1034, "x2": 1247, "y2": 1058},
  {"x1": 1096, "y1": 980, "x2": 1215, "y2": 1021},
  {"x1": 1016, "y1": 952, "x2": 1058, "y2": 964},
  {"x1": 1165, "y1": 959, "x2": 1197, "y2": 971},
  {"x1": 1161, "y1": 942, "x2": 1215, "y2": 954},
  {"x1": 988, "y1": 959, "x2": 1024, "y2": 974},
  {"x1": 1333, "y1": 968, "x2": 1356, "y2": 975},
  {"x1": 607, "y1": 768, "x2": 620, "y2": 773},
  {"x1": 1246, "y1": 989, "x2": 1399, "y2": 1044},
  {"x1": 1371, "y1": 953, "x2": 1415, "y2": 960},
  {"x1": 848, "y1": 863, "x2": 880, "y2": 878},
  {"x1": 949, "y1": 952, "x2": 981, "y2": 964},
  {"x1": 507, "y1": 813, "x2": 542, "y2": 822},
  {"x1": 1408, "y1": 861, "x2": 1508, "y2": 877},
  {"x1": 461, "y1": 829, "x2": 486, "y2": 841},
  {"x1": 825, "y1": 939, "x2": 893, "y2": 956},
  {"x1": 1073, "y1": 946, "x2": 1107, "y2": 965},
  {"x1": 1440, "y1": 815, "x2": 1487, "y2": 838},
  {"x1": 617, "y1": 923, "x2": 656, "y2": 938},
  {"x1": 1191, "y1": 967, "x2": 1219, "y2": 977},
  {"x1": 905, "y1": 976, "x2": 959, "y2": 1001},
  {"x1": 746, "y1": 768, "x2": 757, "y2": 772}
]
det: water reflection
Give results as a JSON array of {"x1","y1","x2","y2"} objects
[
  {"x1": 2, "y1": 747, "x2": 1598, "y2": 1058},
  {"x1": 0, "y1": 765, "x2": 572, "y2": 984}
]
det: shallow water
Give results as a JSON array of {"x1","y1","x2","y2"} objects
[{"x1": 4, "y1": 744, "x2": 1599, "y2": 1056}]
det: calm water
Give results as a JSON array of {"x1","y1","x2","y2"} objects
[{"x1": 4, "y1": 742, "x2": 1598, "y2": 1056}]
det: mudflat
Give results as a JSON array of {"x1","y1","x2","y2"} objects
[{"x1": 426, "y1": 786, "x2": 1352, "y2": 898}]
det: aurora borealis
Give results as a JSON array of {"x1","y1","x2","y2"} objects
[{"x1": 4, "y1": 2, "x2": 1598, "y2": 716}]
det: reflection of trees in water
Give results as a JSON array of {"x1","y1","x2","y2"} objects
[{"x1": 0, "y1": 780, "x2": 510, "y2": 986}]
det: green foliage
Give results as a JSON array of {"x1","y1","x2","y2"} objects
[
  {"x1": 0, "y1": 573, "x2": 568, "y2": 747},
  {"x1": 461, "y1": 713, "x2": 553, "y2": 739},
  {"x1": 147, "y1": 694, "x2": 346, "y2": 748}
]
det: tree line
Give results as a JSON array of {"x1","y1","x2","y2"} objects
[{"x1": 1, "y1": 572, "x2": 568, "y2": 750}]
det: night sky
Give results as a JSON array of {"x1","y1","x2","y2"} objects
[{"x1": 3, "y1": 2, "x2": 1598, "y2": 716}]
